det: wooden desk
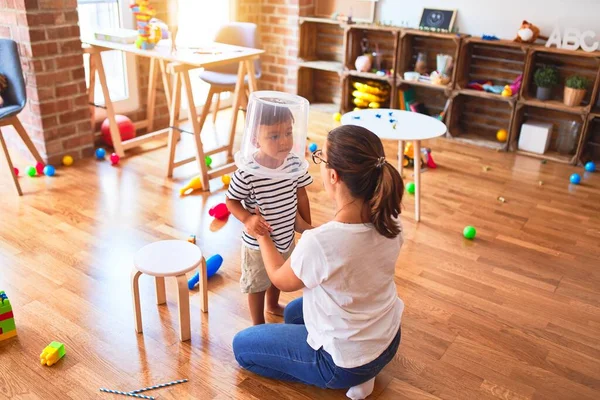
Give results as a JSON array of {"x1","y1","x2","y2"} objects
[{"x1": 82, "y1": 38, "x2": 264, "y2": 190}]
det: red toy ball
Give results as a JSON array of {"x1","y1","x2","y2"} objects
[
  {"x1": 35, "y1": 162, "x2": 45, "y2": 175},
  {"x1": 101, "y1": 115, "x2": 135, "y2": 147},
  {"x1": 110, "y1": 153, "x2": 120, "y2": 165},
  {"x1": 14, "y1": 167, "x2": 19, "y2": 176},
  {"x1": 209, "y1": 203, "x2": 230, "y2": 220}
]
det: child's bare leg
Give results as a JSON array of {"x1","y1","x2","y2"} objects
[
  {"x1": 249, "y1": 291, "x2": 266, "y2": 325},
  {"x1": 266, "y1": 285, "x2": 285, "y2": 316}
]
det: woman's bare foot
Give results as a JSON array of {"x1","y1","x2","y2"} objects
[{"x1": 266, "y1": 304, "x2": 285, "y2": 316}]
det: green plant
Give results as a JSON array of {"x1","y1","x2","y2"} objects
[
  {"x1": 534, "y1": 65, "x2": 559, "y2": 88},
  {"x1": 565, "y1": 75, "x2": 589, "y2": 90}
]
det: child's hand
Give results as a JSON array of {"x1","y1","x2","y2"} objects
[{"x1": 245, "y1": 207, "x2": 272, "y2": 237}]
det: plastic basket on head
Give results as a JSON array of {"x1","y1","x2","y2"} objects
[{"x1": 234, "y1": 91, "x2": 309, "y2": 179}]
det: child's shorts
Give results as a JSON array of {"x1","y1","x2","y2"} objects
[{"x1": 240, "y1": 243, "x2": 295, "y2": 294}]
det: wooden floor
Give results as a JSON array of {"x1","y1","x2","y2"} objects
[{"x1": 1, "y1": 109, "x2": 600, "y2": 400}]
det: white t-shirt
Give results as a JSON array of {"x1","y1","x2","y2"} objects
[{"x1": 290, "y1": 221, "x2": 404, "y2": 368}]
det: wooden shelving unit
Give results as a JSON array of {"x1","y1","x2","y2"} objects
[{"x1": 296, "y1": 16, "x2": 600, "y2": 164}]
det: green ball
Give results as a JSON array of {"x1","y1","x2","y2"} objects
[
  {"x1": 205, "y1": 156, "x2": 212, "y2": 167},
  {"x1": 406, "y1": 182, "x2": 415, "y2": 194},
  {"x1": 27, "y1": 166, "x2": 37, "y2": 177},
  {"x1": 463, "y1": 225, "x2": 476, "y2": 240}
]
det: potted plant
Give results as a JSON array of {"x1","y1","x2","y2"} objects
[
  {"x1": 564, "y1": 75, "x2": 589, "y2": 107},
  {"x1": 533, "y1": 65, "x2": 559, "y2": 100}
]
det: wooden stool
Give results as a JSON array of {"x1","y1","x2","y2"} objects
[{"x1": 131, "y1": 240, "x2": 208, "y2": 341}]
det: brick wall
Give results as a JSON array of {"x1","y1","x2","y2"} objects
[{"x1": 0, "y1": 0, "x2": 93, "y2": 164}]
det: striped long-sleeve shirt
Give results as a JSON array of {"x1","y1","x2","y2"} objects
[{"x1": 226, "y1": 155, "x2": 312, "y2": 252}]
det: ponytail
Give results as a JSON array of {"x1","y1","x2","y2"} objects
[{"x1": 326, "y1": 125, "x2": 404, "y2": 239}]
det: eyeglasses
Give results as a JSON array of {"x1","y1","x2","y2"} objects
[{"x1": 311, "y1": 149, "x2": 328, "y2": 165}]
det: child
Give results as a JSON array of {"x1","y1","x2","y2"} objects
[{"x1": 226, "y1": 100, "x2": 312, "y2": 325}]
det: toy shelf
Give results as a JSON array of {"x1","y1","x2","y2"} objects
[
  {"x1": 397, "y1": 29, "x2": 462, "y2": 89},
  {"x1": 509, "y1": 104, "x2": 587, "y2": 164},
  {"x1": 298, "y1": 17, "x2": 345, "y2": 66},
  {"x1": 397, "y1": 78, "x2": 451, "y2": 93},
  {"x1": 520, "y1": 48, "x2": 600, "y2": 110},
  {"x1": 298, "y1": 60, "x2": 344, "y2": 73},
  {"x1": 398, "y1": 84, "x2": 449, "y2": 117},
  {"x1": 342, "y1": 75, "x2": 392, "y2": 113},
  {"x1": 298, "y1": 68, "x2": 342, "y2": 113},
  {"x1": 457, "y1": 88, "x2": 516, "y2": 103},
  {"x1": 344, "y1": 25, "x2": 399, "y2": 79},
  {"x1": 580, "y1": 116, "x2": 600, "y2": 162},
  {"x1": 447, "y1": 93, "x2": 514, "y2": 150}
]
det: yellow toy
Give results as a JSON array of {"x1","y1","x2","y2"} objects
[
  {"x1": 501, "y1": 85, "x2": 512, "y2": 97},
  {"x1": 352, "y1": 90, "x2": 386, "y2": 104},
  {"x1": 40, "y1": 341, "x2": 66, "y2": 366},
  {"x1": 351, "y1": 81, "x2": 390, "y2": 110},
  {"x1": 496, "y1": 129, "x2": 508, "y2": 142},
  {"x1": 180, "y1": 177, "x2": 203, "y2": 195},
  {"x1": 352, "y1": 81, "x2": 388, "y2": 96},
  {"x1": 221, "y1": 174, "x2": 231, "y2": 186},
  {"x1": 333, "y1": 112, "x2": 342, "y2": 122},
  {"x1": 62, "y1": 155, "x2": 73, "y2": 166}
]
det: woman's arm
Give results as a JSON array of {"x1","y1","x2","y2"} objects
[
  {"x1": 297, "y1": 186, "x2": 311, "y2": 225},
  {"x1": 257, "y1": 235, "x2": 305, "y2": 292},
  {"x1": 295, "y1": 211, "x2": 313, "y2": 234}
]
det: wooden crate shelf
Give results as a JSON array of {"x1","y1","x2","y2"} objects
[
  {"x1": 347, "y1": 70, "x2": 393, "y2": 83},
  {"x1": 457, "y1": 88, "x2": 517, "y2": 103},
  {"x1": 521, "y1": 97, "x2": 588, "y2": 114},
  {"x1": 343, "y1": 75, "x2": 392, "y2": 113},
  {"x1": 397, "y1": 30, "x2": 461, "y2": 88},
  {"x1": 298, "y1": 60, "x2": 344, "y2": 73},
  {"x1": 397, "y1": 84, "x2": 449, "y2": 117},
  {"x1": 447, "y1": 94, "x2": 514, "y2": 150},
  {"x1": 298, "y1": 68, "x2": 342, "y2": 113},
  {"x1": 299, "y1": 18, "x2": 345, "y2": 65},
  {"x1": 510, "y1": 104, "x2": 587, "y2": 164},
  {"x1": 397, "y1": 78, "x2": 451, "y2": 93},
  {"x1": 345, "y1": 25, "x2": 399, "y2": 77},
  {"x1": 581, "y1": 116, "x2": 600, "y2": 162}
]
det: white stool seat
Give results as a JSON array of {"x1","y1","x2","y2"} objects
[{"x1": 134, "y1": 240, "x2": 202, "y2": 276}]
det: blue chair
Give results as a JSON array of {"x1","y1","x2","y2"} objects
[
  {"x1": 0, "y1": 39, "x2": 44, "y2": 196},
  {"x1": 197, "y1": 22, "x2": 261, "y2": 127}
]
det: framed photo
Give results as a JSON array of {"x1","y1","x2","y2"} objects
[{"x1": 418, "y1": 8, "x2": 457, "y2": 33}]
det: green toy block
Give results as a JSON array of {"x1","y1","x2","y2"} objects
[
  {"x1": 0, "y1": 291, "x2": 12, "y2": 314},
  {"x1": 0, "y1": 318, "x2": 16, "y2": 332},
  {"x1": 40, "y1": 341, "x2": 66, "y2": 366}
]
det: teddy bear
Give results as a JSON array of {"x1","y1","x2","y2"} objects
[{"x1": 514, "y1": 20, "x2": 547, "y2": 43}]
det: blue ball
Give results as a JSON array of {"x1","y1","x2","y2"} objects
[
  {"x1": 584, "y1": 161, "x2": 596, "y2": 172},
  {"x1": 95, "y1": 148, "x2": 106, "y2": 159},
  {"x1": 309, "y1": 142, "x2": 318, "y2": 153},
  {"x1": 43, "y1": 165, "x2": 55, "y2": 176},
  {"x1": 570, "y1": 173, "x2": 581, "y2": 185}
]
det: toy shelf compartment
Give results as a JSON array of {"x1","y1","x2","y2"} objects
[
  {"x1": 446, "y1": 93, "x2": 514, "y2": 150},
  {"x1": 342, "y1": 75, "x2": 392, "y2": 113},
  {"x1": 396, "y1": 29, "x2": 461, "y2": 91},
  {"x1": 509, "y1": 104, "x2": 587, "y2": 164},
  {"x1": 521, "y1": 48, "x2": 600, "y2": 114},
  {"x1": 397, "y1": 84, "x2": 450, "y2": 117},
  {"x1": 455, "y1": 37, "x2": 528, "y2": 102},
  {"x1": 298, "y1": 68, "x2": 342, "y2": 114},
  {"x1": 581, "y1": 116, "x2": 600, "y2": 162},
  {"x1": 298, "y1": 18, "x2": 345, "y2": 74},
  {"x1": 344, "y1": 25, "x2": 399, "y2": 83}
]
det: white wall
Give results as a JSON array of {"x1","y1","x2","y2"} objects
[{"x1": 376, "y1": 0, "x2": 600, "y2": 40}]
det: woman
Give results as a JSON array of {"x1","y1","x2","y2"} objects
[{"x1": 233, "y1": 125, "x2": 405, "y2": 400}]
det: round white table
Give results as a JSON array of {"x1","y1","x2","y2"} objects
[{"x1": 341, "y1": 109, "x2": 447, "y2": 222}]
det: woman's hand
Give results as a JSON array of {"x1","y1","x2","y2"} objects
[{"x1": 245, "y1": 207, "x2": 272, "y2": 237}]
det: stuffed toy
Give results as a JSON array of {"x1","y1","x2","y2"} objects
[
  {"x1": 0, "y1": 74, "x2": 7, "y2": 107},
  {"x1": 514, "y1": 20, "x2": 547, "y2": 43}
]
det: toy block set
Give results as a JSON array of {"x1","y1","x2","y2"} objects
[{"x1": 0, "y1": 291, "x2": 17, "y2": 341}]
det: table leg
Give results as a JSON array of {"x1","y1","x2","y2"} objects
[
  {"x1": 227, "y1": 61, "x2": 247, "y2": 158},
  {"x1": 146, "y1": 57, "x2": 158, "y2": 133},
  {"x1": 176, "y1": 274, "x2": 191, "y2": 341},
  {"x1": 155, "y1": 276, "x2": 166, "y2": 305},
  {"x1": 131, "y1": 269, "x2": 143, "y2": 334},
  {"x1": 182, "y1": 70, "x2": 210, "y2": 190},
  {"x1": 166, "y1": 71, "x2": 182, "y2": 178},
  {"x1": 398, "y1": 140, "x2": 404, "y2": 177},
  {"x1": 199, "y1": 258, "x2": 208, "y2": 313},
  {"x1": 414, "y1": 140, "x2": 421, "y2": 222},
  {"x1": 93, "y1": 52, "x2": 125, "y2": 157}
]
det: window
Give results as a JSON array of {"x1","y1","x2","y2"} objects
[{"x1": 78, "y1": 0, "x2": 139, "y2": 113}]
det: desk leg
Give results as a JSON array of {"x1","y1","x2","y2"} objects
[
  {"x1": 398, "y1": 140, "x2": 404, "y2": 177},
  {"x1": 158, "y1": 59, "x2": 172, "y2": 115},
  {"x1": 414, "y1": 140, "x2": 421, "y2": 222},
  {"x1": 182, "y1": 70, "x2": 210, "y2": 190},
  {"x1": 146, "y1": 57, "x2": 158, "y2": 132},
  {"x1": 93, "y1": 52, "x2": 125, "y2": 157},
  {"x1": 245, "y1": 60, "x2": 258, "y2": 92},
  {"x1": 166, "y1": 72, "x2": 182, "y2": 178},
  {"x1": 227, "y1": 61, "x2": 247, "y2": 158},
  {"x1": 88, "y1": 55, "x2": 96, "y2": 131}
]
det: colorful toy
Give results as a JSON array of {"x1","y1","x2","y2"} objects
[
  {"x1": 62, "y1": 155, "x2": 73, "y2": 166},
  {"x1": 43, "y1": 165, "x2": 55, "y2": 176},
  {"x1": 95, "y1": 148, "x2": 106, "y2": 159},
  {"x1": 13, "y1": 167, "x2": 18, "y2": 176},
  {"x1": 40, "y1": 341, "x2": 65, "y2": 366},
  {"x1": 309, "y1": 142, "x2": 318, "y2": 153},
  {"x1": 180, "y1": 176, "x2": 202, "y2": 195},
  {"x1": 570, "y1": 173, "x2": 581, "y2": 184},
  {"x1": 333, "y1": 112, "x2": 342, "y2": 122},
  {"x1": 35, "y1": 162, "x2": 45, "y2": 175},
  {"x1": 514, "y1": 20, "x2": 547, "y2": 43},
  {"x1": 130, "y1": 1, "x2": 160, "y2": 50},
  {"x1": 406, "y1": 182, "x2": 415, "y2": 194},
  {"x1": 0, "y1": 291, "x2": 17, "y2": 341},
  {"x1": 482, "y1": 34, "x2": 500, "y2": 40},
  {"x1": 463, "y1": 226, "x2": 477, "y2": 240},
  {"x1": 221, "y1": 174, "x2": 231, "y2": 186},
  {"x1": 209, "y1": 203, "x2": 230, "y2": 220},
  {"x1": 584, "y1": 161, "x2": 596, "y2": 172},
  {"x1": 188, "y1": 255, "x2": 223, "y2": 289},
  {"x1": 501, "y1": 85, "x2": 512, "y2": 97},
  {"x1": 205, "y1": 156, "x2": 212, "y2": 167},
  {"x1": 351, "y1": 81, "x2": 389, "y2": 110},
  {"x1": 110, "y1": 153, "x2": 120, "y2": 165},
  {"x1": 26, "y1": 166, "x2": 36, "y2": 177},
  {"x1": 496, "y1": 129, "x2": 508, "y2": 142},
  {"x1": 187, "y1": 234, "x2": 196, "y2": 244},
  {"x1": 101, "y1": 115, "x2": 135, "y2": 146},
  {"x1": 402, "y1": 143, "x2": 437, "y2": 169}
]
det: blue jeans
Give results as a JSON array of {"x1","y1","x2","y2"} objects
[{"x1": 233, "y1": 297, "x2": 401, "y2": 389}]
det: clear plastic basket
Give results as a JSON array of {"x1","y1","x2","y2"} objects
[{"x1": 234, "y1": 91, "x2": 309, "y2": 179}]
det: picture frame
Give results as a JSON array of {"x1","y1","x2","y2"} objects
[
  {"x1": 418, "y1": 8, "x2": 457, "y2": 33},
  {"x1": 314, "y1": 0, "x2": 379, "y2": 23}
]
